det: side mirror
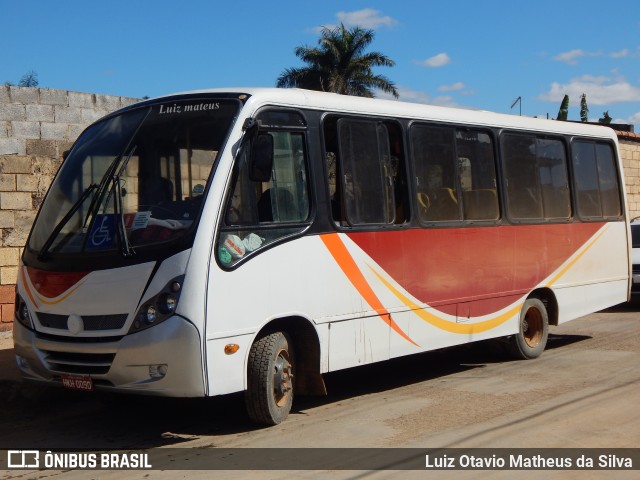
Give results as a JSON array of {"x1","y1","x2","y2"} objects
[{"x1": 249, "y1": 133, "x2": 274, "y2": 182}]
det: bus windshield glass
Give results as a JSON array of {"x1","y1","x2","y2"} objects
[{"x1": 29, "y1": 99, "x2": 240, "y2": 257}]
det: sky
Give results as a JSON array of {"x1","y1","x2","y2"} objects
[{"x1": 4, "y1": 0, "x2": 640, "y2": 130}]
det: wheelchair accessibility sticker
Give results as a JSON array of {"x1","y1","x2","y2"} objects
[{"x1": 87, "y1": 214, "x2": 116, "y2": 250}]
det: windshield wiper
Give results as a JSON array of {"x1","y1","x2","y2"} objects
[
  {"x1": 111, "y1": 145, "x2": 137, "y2": 256},
  {"x1": 113, "y1": 171, "x2": 134, "y2": 256},
  {"x1": 37, "y1": 183, "x2": 98, "y2": 261}
]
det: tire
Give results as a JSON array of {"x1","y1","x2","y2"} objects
[
  {"x1": 507, "y1": 298, "x2": 549, "y2": 360},
  {"x1": 245, "y1": 331, "x2": 295, "y2": 425}
]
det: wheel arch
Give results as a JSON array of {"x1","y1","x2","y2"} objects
[
  {"x1": 529, "y1": 287, "x2": 559, "y2": 326},
  {"x1": 252, "y1": 315, "x2": 327, "y2": 396}
]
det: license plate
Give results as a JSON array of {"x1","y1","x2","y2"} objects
[{"x1": 60, "y1": 373, "x2": 94, "y2": 391}]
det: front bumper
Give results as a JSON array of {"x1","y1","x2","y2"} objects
[{"x1": 13, "y1": 315, "x2": 205, "y2": 397}]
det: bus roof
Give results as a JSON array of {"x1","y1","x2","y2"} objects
[{"x1": 150, "y1": 87, "x2": 618, "y2": 141}]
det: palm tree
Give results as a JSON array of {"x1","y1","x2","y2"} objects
[{"x1": 277, "y1": 24, "x2": 399, "y2": 99}]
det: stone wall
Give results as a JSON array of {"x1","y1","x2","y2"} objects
[
  {"x1": 0, "y1": 87, "x2": 639, "y2": 330},
  {"x1": 619, "y1": 132, "x2": 640, "y2": 218},
  {"x1": 0, "y1": 86, "x2": 139, "y2": 330}
]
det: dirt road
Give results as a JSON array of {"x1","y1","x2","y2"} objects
[{"x1": 1, "y1": 304, "x2": 639, "y2": 479}]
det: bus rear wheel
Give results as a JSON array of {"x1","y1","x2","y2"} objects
[
  {"x1": 507, "y1": 298, "x2": 548, "y2": 360},
  {"x1": 245, "y1": 331, "x2": 295, "y2": 425}
]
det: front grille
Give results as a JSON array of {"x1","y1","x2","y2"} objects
[
  {"x1": 37, "y1": 313, "x2": 128, "y2": 331},
  {"x1": 43, "y1": 350, "x2": 116, "y2": 375},
  {"x1": 35, "y1": 332, "x2": 124, "y2": 343}
]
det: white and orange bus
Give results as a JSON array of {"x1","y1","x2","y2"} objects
[{"x1": 13, "y1": 89, "x2": 631, "y2": 424}]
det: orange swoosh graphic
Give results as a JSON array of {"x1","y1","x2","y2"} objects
[
  {"x1": 545, "y1": 224, "x2": 608, "y2": 287},
  {"x1": 21, "y1": 267, "x2": 40, "y2": 309},
  {"x1": 320, "y1": 233, "x2": 419, "y2": 347},
  {"x1": 369, "y1": 264, "x2": 522, "y2": 334}
]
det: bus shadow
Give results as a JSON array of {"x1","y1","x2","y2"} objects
[
  {"x1": 602, "y1": 300, "x2": 640, "y2": 313},
  {"x1": 545, "y1": 333, "x2": 591, "y2": 350},
  {"x1": 0, "y1": 332, "x2": 592, "y2": 450}
]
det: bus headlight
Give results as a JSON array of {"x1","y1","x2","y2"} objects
[
  {"x1": 159, "y1": 293, "x2": 177, "y2": 314},
  {"x1": 145, "y1": 305, "x2": 158, "y2": 324},
  {"x1": 15, "y1": 294, "x2": 34, "y2": 330},
  {"x1": 129, "y1": 276, "x2": 184, "y2": 334}
]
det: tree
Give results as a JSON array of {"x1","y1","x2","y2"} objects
[
  {"x1": 599, "y1": 111, "x2": 612, "y2": 125},
  {"x1": 18, "y1": 70, "x2": 39, "y2": 87},
  {"x1": 277, "y1": 24, "x2": 398, "y2": 98},
  {"x1": 556, "y1": 95, "x2": 569, "y2": 121},
  {"x1": 580, "y1": 93, "x2": 589, "y2": 122}
]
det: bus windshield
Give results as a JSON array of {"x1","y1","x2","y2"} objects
[{"x1": 29, "y1": 98, "x2": 240, "y2": 258}]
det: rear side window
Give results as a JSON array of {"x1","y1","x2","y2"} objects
[
  {"x1": 501, "y1": 133, "x2": 571, "y2": 221},
  {"x1": 572, "y1": 140, "x2": 622, "y2": 219}
]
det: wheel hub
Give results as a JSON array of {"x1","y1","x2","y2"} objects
[
  {"x1": 274, "y1": 353, "x2": 293, "y2": 403},
  {"x1": 523, "y1": 308, "x2": 543, "y2": 347}
]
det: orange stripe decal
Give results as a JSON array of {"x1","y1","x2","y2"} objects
[
  {"x1": 369, "y1": 264, "x2": 521, "y2": 334},
  {"x1": 545, "y1": 225, "x2": 607, "y2": 287},
  {"x1": 321, "y1": 233, "x2": 418, "y2": 347},
  {"x1": 21, "y1": 267, "x2": 40, "y2": 309}
]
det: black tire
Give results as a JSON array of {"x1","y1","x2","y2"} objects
[
  {"x1": 245, "y1": 332, "x2": 295, "y2": 425},
  {"x1": 507, "y1": 298, "x2": 549, "y2": 360}
]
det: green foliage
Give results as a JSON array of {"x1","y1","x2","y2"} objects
[
  {"x1": 556, "y1": 95, "x2": 569, "y2": 121},
  {"x1": 580, "y1": 93, "x2": 589, "y2": 122},
  {"x1": 18, "y1": 70, "x2": 39, "y2": 87},
  {"x1": 277, "y1": 23, "x2": 398, "y2": 98},
  {"x1": 599, "y1": 111, "x2": 612, "y2": 125}
]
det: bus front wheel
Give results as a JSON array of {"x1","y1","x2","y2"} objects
[
  {"x1": 507, "y1": 298, "x2": 548, "y2": 360},
  {"x1": 245, "y1": 331, "x2": 295, "y2": 425}
]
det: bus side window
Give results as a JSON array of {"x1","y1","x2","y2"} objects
[
  {"x1": 572, "y1": 140, "x2": 622, "y2": 219},
  {"x1": 411, "y1": 125, "x2": 461, "y2": 223},
  {"x1": 384, "y1": 121, "x2": 409, "y2": 224},
  {"x1": 502, "y1": 134, "x2": 544, "y2": 220},
  {"x1": 502, "y1": 133, "x2": 571, "y2": 222},
  {"x1": 336, "y1": 118, "x2": 395, "y2": 226},
  {"x1": 455, "y1": 130, "x2": 499, "y2": 221},
  {"x1": 324, "y1": 116, "x2": 405, "y2": 227}
]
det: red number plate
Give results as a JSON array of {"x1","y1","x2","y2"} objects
[{"x1": 60, "y1": 374, "x2": 94, "y2": 391}]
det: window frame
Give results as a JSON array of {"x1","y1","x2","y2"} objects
[
  {"x1": 322, "y1": 113, "x2": 410, "y2": 230},
  {"x1": 216, "y1": 107, "x2": 314, "y2": 269},
  {"x1": 570, "y1": 137, "x2": 623, "y2": 222},
  {"x1": 500, "y1": 131, "x2": 572, "y2": 224},
  {"x1": 409, "y1": 121, "x2": 500, "y2": 226}
]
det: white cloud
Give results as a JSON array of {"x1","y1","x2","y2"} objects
[
  {"x1": 378, "y1": 86, "x2": 469, "y2": 109},
  {"x1": 336, "y1": 9, "x2": 397, "y2": 29},
  {"x1": 553, "y1": 49, "x2": 601, "y2": 65},
  {"x1": 538, "y1": 76, "x2": 640, "y2": 105},
  {"x1": 383, "y1": 86, "x2": 430, "y2": 103},
  {"x1": 628, "y1": 112, "x2": 640, "y2": 124},
  {"x1": 611, "y1": 49, "x2": 629, "y2": 59},
  {"x1": 573, "y1": 74, "x2": 609, "y2": 85},
  {"x1": 438, "y1": 82, "x2": 465, "y2": 92},
  {"x1": 415, "y1": 53, "x2": 451, "y2": 68}
]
